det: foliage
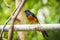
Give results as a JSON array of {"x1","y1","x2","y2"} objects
[{"x1": 0, "y1": 0, "x2": 60, "y2": 40}]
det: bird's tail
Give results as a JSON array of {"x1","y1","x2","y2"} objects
[{"x1": 40, "y1": 30, "x2": 48, "y2": 38}]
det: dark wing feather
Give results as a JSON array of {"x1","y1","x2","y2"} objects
[{"x1": 31, "y1": 13, "x2": 39, "y2": 23}]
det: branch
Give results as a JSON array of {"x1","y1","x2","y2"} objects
[
  {"x1": 4, "y1": 0, "x2": 12, "y2": 13},
  {"x1": 4, "y1": 0, "x2": 13, "y2": 13},
  {"x1": 0, "y1": 24, "x2": 60, "y2": 31},
  {"x1": 0, "y1": 0, "x2": 22, "y2": 40},
  {"x1": 4, "y1": 0, "x2": 11, "y2": 8},
  {"x1": 0, "y1": 0, "x2": 12, "y2": 40},
  {"x1": 8, "y1": 0, "x2": 26, "y2": 40}
]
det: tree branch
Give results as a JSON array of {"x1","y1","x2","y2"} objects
[
  {"x1": 0, "y1": 0, "x2": 24, "y2": 40},
  {"x1": 0, "y1": 24, "x2": 60, "y2": 31},
  {"x1": 8, "y1": 0, "x2": 26, "y2": 40},
  {"x1": 4, "y1": 0, "x2": 12, "y2": 13},
  {"x1": 4, "y1": 0, "x2": 11, "y2": 8},
  {"x1": 0, "y1": 1, "x2": 22, "y2": 40},
  {"x1": 0, "y1": 0, "x2": 12, "y2": 40}
]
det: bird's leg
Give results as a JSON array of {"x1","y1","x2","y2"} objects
[{"x1": 34, "y1": 24, "x2": 41, "y2": 31}]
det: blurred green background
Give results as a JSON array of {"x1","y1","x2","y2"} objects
[{"x1": 0, "y1": 0, "x2": 60, "y2": 40}]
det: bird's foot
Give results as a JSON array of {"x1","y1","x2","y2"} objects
[{"x1": 34, "y1": 24, "x2": 41, "y2": 31}]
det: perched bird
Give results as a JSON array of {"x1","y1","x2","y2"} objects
[{"x1": 24, "y1": 10, "x2": 48, "y2": 37}]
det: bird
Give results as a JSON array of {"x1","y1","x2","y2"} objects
[{"x1": 24, "y1": 10, "x2": 48, "y2": 37}]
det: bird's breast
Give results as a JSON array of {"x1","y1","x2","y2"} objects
[{"x1": 27, "y1": 14, "x2": 38, "y2": 23}]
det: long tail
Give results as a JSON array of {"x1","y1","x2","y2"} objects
[
  {"x1": 37, "y1": 22, "x2": 48, "y2": 37},
  {"x1": 40, "y1": 30, "x2": 48, "y2": 38}
]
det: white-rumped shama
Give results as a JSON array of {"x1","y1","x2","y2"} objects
[{"x1": 25, "y1": 10, "x2": 48, "y2": 37}]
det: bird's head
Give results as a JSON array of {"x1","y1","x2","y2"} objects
[{"x1": 24, "y1": 10, "x2": 32, "y2": 16}]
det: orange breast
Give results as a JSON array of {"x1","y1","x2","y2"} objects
[{"x1": 27, "y1": 14, "x2": 38, "y2": 23}]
